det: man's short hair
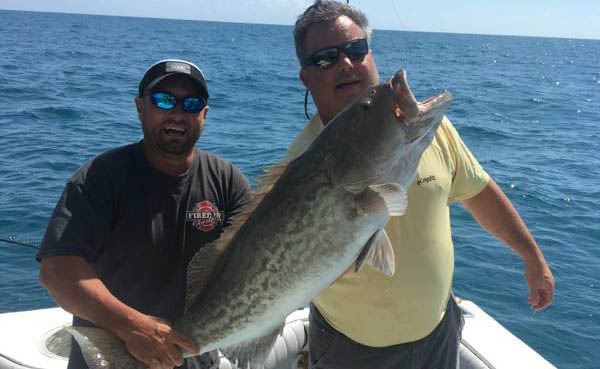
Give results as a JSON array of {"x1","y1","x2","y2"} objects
[{"x1": 293, "y1": 0, "x2": 372, "y2": 66}]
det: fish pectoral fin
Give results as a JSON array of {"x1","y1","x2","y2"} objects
[
  {"x1": 368, "y1": 183, "x2": 408, "y2": 216},
  {"x1": 354, "y1": 229, "x2": 396, "y2": 277},
  {"x1": 66, "y1": 326, "x2": 143, "y2": 369},
  {"x1": 220, "y1": 324, "x2": 284, "y2": 369}
]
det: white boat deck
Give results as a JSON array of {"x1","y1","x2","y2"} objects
[{"x1": 0, "y1": 300, "x2": 555, "y2": 369}]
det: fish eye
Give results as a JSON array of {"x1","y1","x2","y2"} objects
[{"x1": 369, "y1": 88, "x2": 376, "y2": 97}]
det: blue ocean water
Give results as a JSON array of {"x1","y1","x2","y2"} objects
[{"x1": 0, "y1": 9, "x2": 599, "y2": 368}]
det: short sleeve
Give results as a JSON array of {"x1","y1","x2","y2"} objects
[
  {"x1": 442, "y1": 119, "x2": 490, "y2": 203},
  {"x1": 225, "y1": 164, "x2": 251, "y2": 224},
  {"x1": 37, "y1": 161, "x2": 114, "y2": 263},
  {"x1": 284, "y1": 115, "x2": 324, "y2": 162}
]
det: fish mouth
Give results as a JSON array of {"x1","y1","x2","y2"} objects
[
  {"x1": 388, "y1": 70, "x2": 419, "y2": 121},
  {"x1": 393, "y1": 105, "x2": 408, "y2": 121},
  {"x1": 391, "y1": 93, "x2": 452, "y2": 122},
  {"x1": 407, "y1": 91, "x2": 453, "y2": 143},
  {"x1": 386, "y1": 69, "x2": 453, "y2": 144},
  {"x1": 388, "y1": 69, "x2": 453, "y2": 123},
  {"x1": 419, "y1": 92, "x2": 453, "y2": 111}
]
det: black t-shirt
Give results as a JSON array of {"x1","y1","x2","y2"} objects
[{"x1": 38, "y1": 141, "x2": 250, "y2": 325}]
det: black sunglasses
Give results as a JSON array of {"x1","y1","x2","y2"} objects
[
  {"x1": 302, "y1": 38, "x2": 369, "y2": 70},
  {"x1": 149, "y1": 92, "x2": 206, "y2": 114}
]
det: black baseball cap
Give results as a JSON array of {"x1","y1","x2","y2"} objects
[{"x1": 138, "y1": 59, "x2": 209, "y2": 100}]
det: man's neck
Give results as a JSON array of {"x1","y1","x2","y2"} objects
[
  {"x1": 320, "y1": 113, "x2": 332, "y2": 126},
  {"x1": 142, "y1": 142, "x2": 195, "y2": 176}
]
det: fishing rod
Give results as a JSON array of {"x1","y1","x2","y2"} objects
[{"x1": 0, "y1": 237, "x2": 40, "y2": 250}]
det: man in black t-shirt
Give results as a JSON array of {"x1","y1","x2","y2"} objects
[{"x1": 38, "y1": 59, "x2": 250, "y2": 369}]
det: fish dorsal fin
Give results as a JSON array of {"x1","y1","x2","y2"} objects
[
  {"x1": 185, "y1": 161, "x2": 290, "y2": 312},
  {"x1": 355, "y1": 229, "x2": 396, "y2": 277},
  {"x1": 368, "y1": 183, "x2": 408, "y2": 216},
  {"x1": 253, "y1": 161, "x2": 289, "y2": 197},
  {"x1": 185, "y1": 243, "x2": 225, "y2": 313}
]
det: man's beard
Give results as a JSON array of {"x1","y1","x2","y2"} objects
[
  {"x1": 156, "y1": 136, "x2": 196, "y2": 158},
  {"x1": 152, "y1": 127, "x2": 201, "y2": 159}
]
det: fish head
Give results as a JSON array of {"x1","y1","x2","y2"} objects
[{"x1": 323, "y1": 68, "x2": 452, "y2": 190}]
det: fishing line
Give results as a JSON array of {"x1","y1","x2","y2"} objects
[
  {"x1": 304, "y1": 90, "x2": 311, "y2": 120},
  {"x1": 390, "y1": 0, "x2": 406, "y2": 31},
  {"x1": 0, "y1": 237, "x2": 40, "y2": 250}
]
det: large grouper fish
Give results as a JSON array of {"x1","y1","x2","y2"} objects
[{"x1": 65, "y1": 69, "x2": 453, "y2": 369}]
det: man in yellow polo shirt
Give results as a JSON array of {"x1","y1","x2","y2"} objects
[{"x1": 287, "y1": 1, "x2": 555, "y2": 368}]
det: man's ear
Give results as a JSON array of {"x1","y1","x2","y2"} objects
[
  {"x1": 134, "y1": 96, "x2": 144, "y2": 121},
  {"x1": 300, "y1": 69, "x2": 309, "y2": 89}
]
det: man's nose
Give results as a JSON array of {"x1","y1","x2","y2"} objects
[
  {"x1": 337, "y1": 52, "x2": 354, "y2": 73},
  {"x1": 168, "y1": 103, "x2": 187, "y2": 119}
]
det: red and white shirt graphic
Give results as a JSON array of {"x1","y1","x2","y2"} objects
[{"x1": 186, "y1": 201, "x2": 224, "y2": 232}]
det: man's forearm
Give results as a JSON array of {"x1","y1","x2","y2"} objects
[
  {"x1": 39, "y1": 255, "x2": 138, "y2": 337},
  {"x1": 463, "y1": 178, "x2": 554, "y2": 309},
  {"x1": 463, "y1": 179, "x2": 544, "y2": 262},
  {"x1": 39, "y1": 255, "x2": 198, "y2": 367}
]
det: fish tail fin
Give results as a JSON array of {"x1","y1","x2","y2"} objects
[
  {"x1": 220, "y1": 324, "x2": 283, "y2": 369},
  {"x1": 66, "y1": 326, "x2": 144, "y2": 369},
  {"x1": 44, "y1": 327, "x2": 72, "y2": 357}
]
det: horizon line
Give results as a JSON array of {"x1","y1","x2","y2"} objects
[{"x1": 2, "y1": 8, "x2": 599, "y2": 42}]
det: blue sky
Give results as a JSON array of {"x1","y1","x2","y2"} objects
[{"x1": 1, "y1": 0, "x2": 599, "y2": 40}]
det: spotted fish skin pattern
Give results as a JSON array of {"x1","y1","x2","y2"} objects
[
  {"x1": 67, "y1": 69, "x2": 452, "y2": 369},
  {"x1": 175, "y1": 69, "x2": 453, "y2": 363}
]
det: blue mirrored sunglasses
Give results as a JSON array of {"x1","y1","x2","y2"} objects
[
  {"x1": 302, "y1": 38, "x2": 369, "y2": 69},
  {"x1": 149, "y1": 92, "x2": 206, "y2": 114}
]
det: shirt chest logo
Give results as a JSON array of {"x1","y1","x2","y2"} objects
[
  {"x1": 416, "y1": 175, "x2": 437, "y2": 185},
  {"x1": 186, "y1": 201, "x2": 224, "y2": 232}
]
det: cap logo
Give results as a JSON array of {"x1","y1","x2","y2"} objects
[{"x1": 165, "y1": 61, "x2": 191, "y2": 74}]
